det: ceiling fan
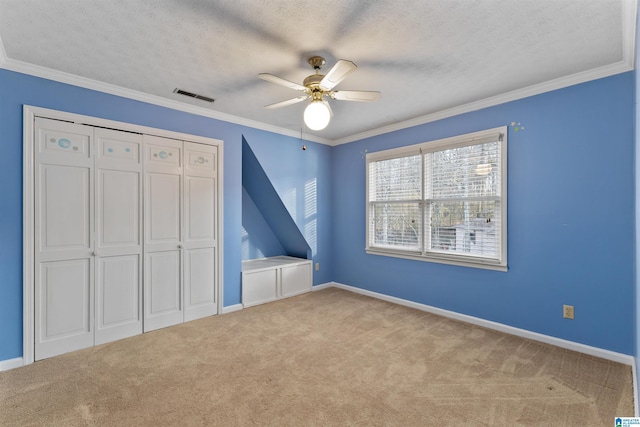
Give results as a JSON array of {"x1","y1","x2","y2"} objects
[{"x1": 259, "y1": 56, "x2": 381, "y2": 131}]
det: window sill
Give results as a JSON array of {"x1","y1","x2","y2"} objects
[{"x1": 365, "y1": 247, "x2": 508, "y2": 272}]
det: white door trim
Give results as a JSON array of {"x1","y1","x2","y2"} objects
[{"x1": 23, "y1": 105, "x2": 225, "y2": 366}]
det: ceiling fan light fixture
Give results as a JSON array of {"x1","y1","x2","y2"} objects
[
  {"x1": 304, "y1": 100, "x2": 331, "y2": 130},
  {"x1": 260, "y1": 56, "x2": 380, "y2": 131}
]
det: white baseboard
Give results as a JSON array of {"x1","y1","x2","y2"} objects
[
  {"x1": 222, "y1": 304, "x2": 243, "y2": 314},
  {"x1": 0, "y1": 357, "x2": 24, "y2": 371},
  {"x1": 312, "y1": 282, "x2": 337, "y2": 291},
  {"x1": 633, "y1": 362, "x2": 639, "y2": 416},
  {"x1": 327, "y1": 282, "x2": 635, "y2": 366}
]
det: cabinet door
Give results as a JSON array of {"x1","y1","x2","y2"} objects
[
  {"x1": 143, "y1": 135, "x2": 183, "y2": 332},
  {"x1": 183, "y1": 142, "x2": 218, "y2": 321},
  {"x1": 281, "y1": 262, "x2": 312, "y2": 298},
  {"x1": 242, "y1": 270, "x2": 278, "y2": 307},
  {"x1": 94, "y1": 129, "x2": 143, "y2": 344},
  {"x1": 34, "y1": 118, "x2": 95, "y2": 360}
]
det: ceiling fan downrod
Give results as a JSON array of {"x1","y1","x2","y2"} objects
[{"x1": 308, "y1": 56, "x2": 326, "y2": 71}]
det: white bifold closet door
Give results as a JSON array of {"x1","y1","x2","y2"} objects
[
  {"x1": 143, "y1": 136, "x2": 218, "y2": 332},
  {"x1": 183, "y1": 141, "x2": 218, "y2": 321},
  {"x1": 143, "y1": 135, "x2": 184, "y2": 331},
  {"x1": 94, "y1": 128, "x2": 143, "y2": 345},
  {"x1": 34, "y1": 118, "x2": 143, "y2": 360},
  {"x1": 34, "y1": 118, "x2": 218, "y2": 360}
]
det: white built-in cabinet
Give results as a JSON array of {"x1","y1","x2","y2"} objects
[
  {"x1": 242, "y1": 256, "x2": 312, "y2": 308},
  {"x1": 33, "y1": 116, "x2": 219, "y2": 361}
]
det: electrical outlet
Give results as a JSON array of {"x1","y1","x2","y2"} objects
[
  {"x1": 563, "y1": 305, "x2": 574, "y2": 319},
  {"x1": 315, "y1": 263, "x2": 320, "y2": 271}
]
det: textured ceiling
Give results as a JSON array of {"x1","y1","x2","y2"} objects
[{"x1": 0, "y1": 0, "x2": 635, "y2": 143}]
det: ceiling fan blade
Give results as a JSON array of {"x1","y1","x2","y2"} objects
[
  {"x1": 331, "y1": 90, "x2": 381, "y2": 102},
  {"x1": 265, "y1": 95, "x2": 309, "y2": 109},
  {"x1": 324, "y1": 101, "x2": 334, "y2": 117},
  {"x1": 258, "y1": 73, "x2": 307, "y2": 91},
  {"x1": 319, "y1": 60, "x2": 357, "y2": 90}
]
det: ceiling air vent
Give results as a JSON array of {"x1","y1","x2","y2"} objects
[{"x1": 173, "y1": 88, "x2": 215, "y2": 103}]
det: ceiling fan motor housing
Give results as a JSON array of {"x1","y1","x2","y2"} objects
[
  {"x1": 303, "y1": 73, "x2": 326, "y2": 101},
  {"x1": 303, "y1": 74, "x2": 324, "y2": 88}
]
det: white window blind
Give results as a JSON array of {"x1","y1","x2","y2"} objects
[
  {"x1": 369, "y1": 154, "x2": 422, "y2": 251},
  {"x1": 366, "y1": 127, "x2": 507, "y2": 271}
]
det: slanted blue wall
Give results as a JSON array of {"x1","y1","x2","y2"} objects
[
  {"x1": 331, "y1": 72, "x2": 635, "y2": 354},
  {"x1": 242, "y1": 137, "x2": 311, "y2": 259},
  {"x1": 0, "y1": 68, "x2": 328, "y2": 362},
  {"x1": 242, "y1": 187, "x2": 286, "y2": 259},
  {"x1": 242, "y1": 133, "x2": 334, "y2": 285}
]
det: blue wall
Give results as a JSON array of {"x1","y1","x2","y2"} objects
[
  {"x1": 331, "y1": 72, "x2": 635, "y2": 354},
  {"x1": 242, "y1": 132, "x2": 333, "y2": 283},
  {"x1": 242, "y1": 187, "x2": 286, "y2": 260},
  {"x1": 242, "y1": 137, "x2": 311, "y2": 260},
  {"x1": 0, "y1": 66, "x2": 636, "y2": 362},
  {"x1": 0, "y1": 68, "x2": 330, "y2": 361}
]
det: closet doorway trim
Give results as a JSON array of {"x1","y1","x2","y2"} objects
[{"x1": 22, "y1": 105, "x2": 224, "y2": 366}]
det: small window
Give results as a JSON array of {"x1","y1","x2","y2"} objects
[{"x1": 366, "y1": 127, "x2": 507, "y2": 271}]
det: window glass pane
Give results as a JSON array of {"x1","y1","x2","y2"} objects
[
  {"x1": 426, "y1": 141, "x2": 499, "y2": 199},
  {"x1": 365, "y1": 128, "x2": 506, "y2": 269},
  {"x1": 369, "y1": 155, "x2": 421, "y2": 201},
  {"x1": 371, "y1": 203, "x2": 421, "y2": 250},
  {"x1": 429, "y1": 200, "x2": 499, "y2": 258}
]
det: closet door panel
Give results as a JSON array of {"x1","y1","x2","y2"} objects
[
  {"x1": 184, "y1": 247, "x2": 216, "y2": 321},
  {"x1": 98, "y1": 169, "x2": 140, "y2": 247},
  {"x1": 144, "y1": 135, "x2": 183, "y2": 331},
  {"x1": 36, "y1": 259, "x2": 93, "y2": 360},
  {"x1": 37, "y1": 124, "x2": 91, "y2": 162},
  {"x1": 38, "y1": 164, "x2": 91, "y2": 255},
  {"x1": 183, "y1": 142, "x2": 217, "y2": 320},
  {"x1": 145, "y1": 250, "x2": 183, "y2": 330},
  {"x1": 96, "y1": 255, "x2": 141, "y2": 344},
  {"x1": 34, "y1": 118, "x2": 94, "y2": 361},
  {"x1": 185, "y1": 147, "x2": 216, "y2": 173},
  {"x1": 147, "y1": 173, "x2": 181, "y2": 244},
  {"x1": 95, "y1": 129, "x2": 143, "y2": 344},
  {"x1": 185, "y1": 176, "x2": 215, "y2": 241},
  {"x1": 148, "y1": 251, "x2": 181, "y2": 312}
]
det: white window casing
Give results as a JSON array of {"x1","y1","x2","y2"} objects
[{"x1": 366, "y1": 127, "x2": 507, "y2": 271}]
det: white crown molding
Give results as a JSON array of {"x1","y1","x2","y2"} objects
[
  {"x1": 0, "y1": 0, "x2": 636, "y2": 147},
  {"x1": 332, "y1": 62, "x2": 635, "y2": 147},
  {"x1": 0, "y1": 46, "x2": 331, "y2": 146},
  {"x1": 331, "y1": 0, "x2": 638, "y2": 146},
  {"x1": 0, "y1": 32, "x2": 7, "y2": 64},
  {"x1": 623, "y1": 0, "x2": 638, "y2": 70}
]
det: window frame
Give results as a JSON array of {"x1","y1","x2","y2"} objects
[{"x1": 365, "y1": 126, "x2": 508, "y2": 271}]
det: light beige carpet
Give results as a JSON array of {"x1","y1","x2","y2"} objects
[{"x1": 0, "y1": 287, "x2": 634, "y2": 426}]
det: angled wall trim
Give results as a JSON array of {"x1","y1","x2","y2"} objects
[{"x1": 242, "y1": 136, "x2": 311, "y2": 259}]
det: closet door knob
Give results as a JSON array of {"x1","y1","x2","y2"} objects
[
  {"x1": 93, "y1": 251, "x2": 99, "y2": 256},
  {"x1": 178, "y1": 244, "x2": 183, "y2": 249}
]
